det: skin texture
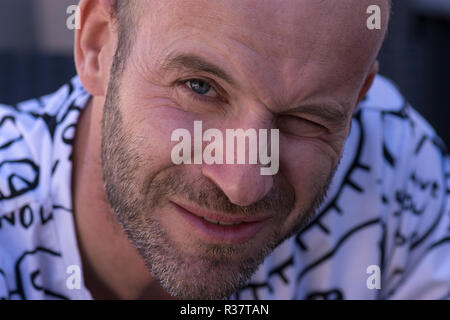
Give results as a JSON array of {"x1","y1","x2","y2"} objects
[{"x1": 73, "y1": 0, "x2": 390, "y2": 299}]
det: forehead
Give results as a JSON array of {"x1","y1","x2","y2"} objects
[
  {"x1": 135, "y1": 0, "x2": 388, "y2": 104},
  {"x1": 141, "y1": 0, "x2": 388, "y2": 52}
]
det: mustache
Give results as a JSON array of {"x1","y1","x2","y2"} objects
[{"x1": 146, "y1": 167, "x2": 295, "y2": 218}]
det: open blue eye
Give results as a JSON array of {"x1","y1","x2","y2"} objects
[{"x1": 187, "y1": 79, "x2": 213, "y2": 95}]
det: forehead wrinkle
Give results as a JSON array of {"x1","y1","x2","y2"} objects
[
  {"x1": 139, "y1": 0, "x2": 389, "y2": 117},
  {"x1": 161, "y1": 53, "x2": 237, "y2": 87}
]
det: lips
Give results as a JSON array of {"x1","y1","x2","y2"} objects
[
  {"x1": 201, "y1": 216, "x2": 243, "y2": 226},
  {"x1": 170, "y1": 201, "x2": 269, "y2": 244}
]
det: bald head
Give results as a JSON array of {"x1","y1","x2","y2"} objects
[{"x1": 111, "y1": 0, "x2": 391, "y2": 78}]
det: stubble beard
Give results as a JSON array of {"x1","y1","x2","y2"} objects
[{"x1": 100, "y1": 72, "x2": 336, "y2": 300}]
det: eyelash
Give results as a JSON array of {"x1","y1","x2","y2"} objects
[
  {"x1": 178, "y1": 78, "x2": 226, "y2": 105},
  {"x1": 177, "y1": 79, "x2": 327, "y2": 131},
  {"x1": 297, "y1": 117, "x2": 325, "y2": 129},
  {"x1": 277, "y1": 115, "x2": 327, "y2": 137}
]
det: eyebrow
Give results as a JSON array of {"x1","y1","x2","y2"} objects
[
  {"x1": 162, "y1": 53, "x2": 237, "y2": 87},
  {"x1": 162, "y1": 53, "x2": 349, "y2": 127},
  {"x1": 283, "y1": 103, "x2": 349, "y2": 128}
]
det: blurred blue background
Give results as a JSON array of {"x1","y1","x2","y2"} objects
[{"x1": 0, "y1": 0, "x2": 449, "y2": 144}]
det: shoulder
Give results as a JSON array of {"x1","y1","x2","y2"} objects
[
  {"x1": 357, "y1": 74, "x2": 447, "y2": 164},
  {"x1": 353, "y1": 75, "x2": 447, "y2": 224},
  {"x1": 360, "y1": 74, "x2": 443, "y2": 138},
  {"x1": 0, "y1": 76, "x2": 89, "y2": 213},
  {"x1": 0, "y1": 77, "x2": 90, "y2": 300},
  {"x1": 358, "y1": 76, "x2": 450, "y2": 298}
]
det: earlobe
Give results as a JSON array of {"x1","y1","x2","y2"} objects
[
  {"x1": 74, "y1": 0, "x2": 116, "y2": 97},
  {"x1": 357, "y1": 60, "x2": 379, "y2": 104}
]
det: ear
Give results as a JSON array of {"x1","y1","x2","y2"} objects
[
  {"x1": 356, "y1": 60, "x2": 379, "y2": 105},
  {"x1": 74, "y1": 0, "x2": 116, "y2": 97}
]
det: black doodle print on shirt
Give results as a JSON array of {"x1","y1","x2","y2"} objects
[
  {"x1": 390, "y1": 134, "x2": 445, "y2": 250},
  {"x1": 384, "y1": 236, "x2": 450, "y2": 299},
  {"x1": 233, "y1": 256, "x2": 294, "y2": 300},
  {"x1": 0, "y1": 103, "x2": 41, "y2": 202},
  {"x1": 234, "y1": 93, "x2": 449, "y2": 300},
  {"x1": 378, "y1": 102, "x2": 449, "y2": 298},
  {"x1": 295, "y1": 110, "x2": 371, "y2": 252},
  {"x1": 27, "y1": 100, "x2": 82, "y2": 162},
  {"x1": 0, "y1": 159, "x2": 39, "y2": 201},
  {"x1": 305, "y1": 288, "x2": 344, "y2": 300},
  {"x1": 235, "y1": 110, "x2": 383, "y2": 299},
  {"x1": 0, "y1": 79, "x2": 85, "y2": 300},
  {"x1": 0, "y1": 203, "x2": 53, "y2": 230},
  {"x1": 7, "y1": 247, "x2": 68, "y2": 300},
  {"x1": 0, "y1": 269, "x2": 9, "y2": 300},
  {"x1": 0, "y1": 115, "x2": 23, "y2": 150},
  {"x1": 1, "y1": 77, "x2": 449, "y2": 300}
]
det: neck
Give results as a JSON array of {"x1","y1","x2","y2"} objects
[{"x1": 71, "y1": 96, "x2": 175, "y2": 300}]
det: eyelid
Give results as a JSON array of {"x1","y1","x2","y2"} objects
[
  {"x1": 277, "y1": 116, "x2": 328, "y2": 139},
  {"x1": 178, "y1": 77, "x2": 228, "y2": 103},
  {"x1": 279, "y1": 114, "x2": 326, "y2": 129},
  {"x1": 183, "y1": 79, "x2": 218, "y2": 98}
]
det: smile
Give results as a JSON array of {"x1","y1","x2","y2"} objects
[
  {"x1": 170, "y1": 201, "x2": 269, "y2": 244},
  {"x1": 201, "y1": 217, "x2": 243, "y2": 226}
]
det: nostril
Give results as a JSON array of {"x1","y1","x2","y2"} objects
[
  {"x1": 226, "y1": 175, "x2": 274, "y2": 207},
  {"x1": 201, "y1": 162, "x2": 274, "y2": 206}
]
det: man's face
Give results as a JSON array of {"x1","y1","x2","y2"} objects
[{"x1": 100, "y1": 0, "x2": 386, "y2": 299}]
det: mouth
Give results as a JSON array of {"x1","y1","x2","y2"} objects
[{"x1": 170, "y1": 201, "x2": 270, "y2": 245}]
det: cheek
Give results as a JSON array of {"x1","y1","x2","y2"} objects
[
  {"x1": 121, "y1": 100, "x2": 201, "y2": 171},
  {"x1": 279, "y1": 136, "x2": 340, "y2": 212}
]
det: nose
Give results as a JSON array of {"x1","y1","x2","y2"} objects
[
  {"x1": 201, "y1": 109, "x2": 276, "y2": 207},
  {"x1": 202, "y1": 162, "x2": 274, "y2": 206}
]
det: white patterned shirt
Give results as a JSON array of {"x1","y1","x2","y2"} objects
[{"x1": 0, "y1": 76, "x2": 449, "y2": 300}]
